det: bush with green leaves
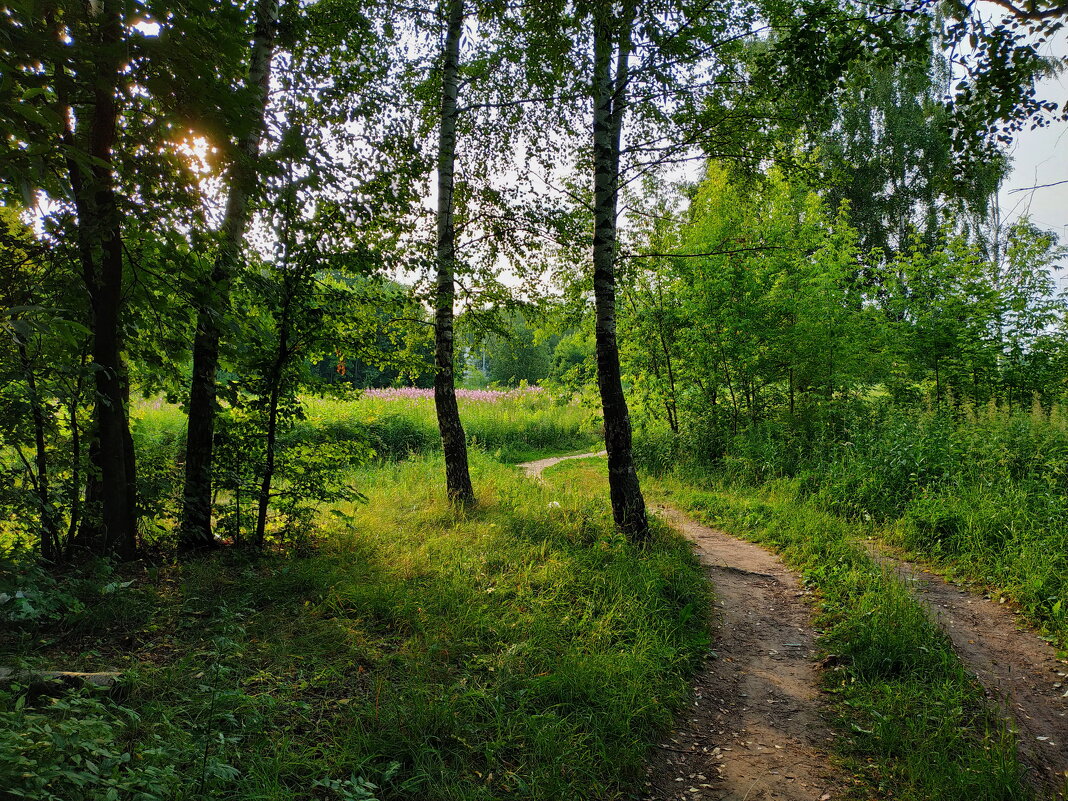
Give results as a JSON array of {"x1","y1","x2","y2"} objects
[{"x1": 0, "y1": 688, "x2": 185, "y2": 801}]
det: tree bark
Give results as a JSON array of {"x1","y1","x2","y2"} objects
[
  {"x1": 253, "y1": 287, "x2": 293, "y2": 548},
  {"x1": 180, "y1": 0, "x2": 280, "y2": 550},
  {"x1": 66, "y1": 382, "x2": 82, "y2": 547},
  {"x1": 62, "y1": 0, "x2": 137, "y2": 559},
  {"x1": 433, "y1": 0, "x2": 475, "y2": 504},
  {"x1": 654, "y1": 288, "x2": 680, "y2": 434},
  {"x1": 591, "y1": 5, "x2": 649, "y2": 544}
]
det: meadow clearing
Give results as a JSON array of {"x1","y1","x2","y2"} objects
[{"x1": 4, "y1": 390, "x2": 1068, "y2": 799}]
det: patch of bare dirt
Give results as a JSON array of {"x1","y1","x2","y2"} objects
[
  {"x1": 643, "y1": 506, "x2": 847, "y2": 801},
  {"x1": 867, "y1": 543, "x2": 1068, "y2": 794}
]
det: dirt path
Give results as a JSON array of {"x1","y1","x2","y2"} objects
[
  {"x1": 518, "y1": 453, "x2": 846, "y2": 800},
  {"x1": 519, "y1": 450, "x2": 607, "y2": 478},
  {"x1": 524, "y1": 453, "x2": 1068, "y2": 796},
  {"x1": 868, "y1": 544, "x2": 1068, "y2": 793},
  {"x1": 639, "y1": 505, "x2": 845, "y2": 801}
]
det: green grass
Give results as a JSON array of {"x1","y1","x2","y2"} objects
[
  {"x1": 806, "y1": 405, "x2": 1068, "y2": 651},
  {"x1": 1, "y1": 453, "x2": 709, "y2": 800},
  {"x1": 636, "y1": 402, "x2": 1068, "y2": 652},
  {"x1": 297, "y1": 392, "x2": 602, "y2": 464}
]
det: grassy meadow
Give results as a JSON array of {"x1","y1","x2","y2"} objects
[
  {"x1": 131, "y1": 386, "x2": 601, "y2": 467},
  {"x1": 3, "y1": 391, "x2": 1067, "y2": 801},
  {"x1": 1, "y1": 395, "x2": 709, "y2": 801}
]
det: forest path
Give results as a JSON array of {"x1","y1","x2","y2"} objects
[
  {"x1": 866, "y1": 543, "x2": 1068, "y2": 794},
  {"x1": 639, "y1": 505, "x2": 845, "y2": 801},
  {"x1": 519, "y1": 453, "x2": 846, "y2": 800},
  {"x1": 519, "y1": 450, "x2": 607, "y2": 478}
]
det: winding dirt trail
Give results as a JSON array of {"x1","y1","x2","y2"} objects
[
  {"x1": 522, "y1": 452, "x2": 1068, "y2": 796},
  {"x1": 520, "y1": 450, "x2": 607, "y2": 478},
  {"x1": 640, "y1": 507, "x2": 845, "y2": 801},
  {"x1": 520, "y1": 453, "x2": 846, "y2": 800},
  {"x1": 868, "y1": 544, "x2": 1068, "y2": 793}
]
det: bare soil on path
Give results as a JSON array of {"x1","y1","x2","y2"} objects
[
  {"x1": 519, "y1": 453, "x2": 847, "y2": 801},
  {"x1": 640, "y1": 506, "x2": 846, "y2": 801},
  {"x1": 519, "y1": 450, "x2": 607, "y2": 478},
  {"x1": 867, "y1": 544, "x2": 1068, "y2": 795}
]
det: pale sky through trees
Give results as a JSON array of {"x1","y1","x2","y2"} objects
[{"x1": 1000, "y1": 31, "x2": 1067, "y2": 239}]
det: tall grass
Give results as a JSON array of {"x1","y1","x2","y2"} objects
[
  {"x1": 636, "y1": 400, "x2": 1068, "y2": 649},
  {"x1": 301, "y1": 389, "x2": 601, "y2": 463},
  {"x1": 131, "y1": 388, "x2": 601, "y2": 467},
  {"x1": 113, "y1": 389, "x2": 602, "y2": 548}
]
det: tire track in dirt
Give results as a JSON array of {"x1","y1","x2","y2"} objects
[
  {"x1": 640, "y1": 506, "x2": 845, "y2": 801},
  {"x1": 867, "y1": 544, "x2": 1068, "y2": 795},
  {"x1": 520, "y1": 454, "x2": 846, "y2": 800}
]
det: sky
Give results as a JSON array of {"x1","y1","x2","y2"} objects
[{"x1": 998, "y1": 33, "x2": 1068, "y2": 239}]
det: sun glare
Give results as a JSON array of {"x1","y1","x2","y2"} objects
[
  {"x1": 174, "y1": 135, "x2": 216, "y2": 176},
  {"x1": 132, "y1": 19, "x2": 161, "y2": 37}
]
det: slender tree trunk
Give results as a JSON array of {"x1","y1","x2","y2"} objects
[
  {"x1": 66, "y1": 387, "x2": 82, "y2": 547},
  {"x1": 433, "y1": 0, "x2": 475, "y2": 504},
  {"x1": 720, "y1": 350, "x2": 739, "y2": 434},
  {"x1": 653, "y1": 288, "x2": 680, "y2": 434},
  {"x1": 934, "y1": 357, "x2": 941, "y2": 406},
  {"x1": 180, "y1": 0, "x2": 279, "y2": 550},
  {"x1": 14, "y1": 335, "x2": 60, "y2": 560},
  {"x1": 253, "y1": 377, "x2": 283, "y2": 548},
  {"x1": 253, "y1": 288, "x2": 293, "y2": 548},
  {"x1": 591, "y1": 5, "x2": 648, "y2": 543}
]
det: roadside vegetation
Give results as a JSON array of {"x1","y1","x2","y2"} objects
[
  {"x1": 549, "y1": 456, "x2": 1036, "y2": 800},
  {"x1": 635, "y1": 402, "x2": 1068, "y2": 653}
]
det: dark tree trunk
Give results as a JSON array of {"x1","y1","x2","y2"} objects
[
  {"x1": 253, "y1": 291, "x2": 292, "y2": 548},
  {"x1": 253, "y1": 377, "x2": 283, "y2": 548},
  {"x1": 63, "y1": 0, "x2": 137, "y2": 559},
  {"x1": 180, "y1": 0, "x2": 279, "y2": 550},
  {"x1": 433, "y1": 0, "x2": 475, "y2": 504},
  {"x1": 66, "y1": 387, "x2": 82, "y2": 547},
  {"x1": 591, "y1": 5, "x2": 649, "y2": 544},
  {"x1": 654, "y1": 293, "x2": 679, "y2": 434}
]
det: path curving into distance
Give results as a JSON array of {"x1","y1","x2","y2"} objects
[
  {"x1": 519, "y1": 450, "x2": 607, "y2": 479},
  {"x1": 519, "y1": 453, "x2": 846, "y2": 800},
  {"x1": 868, "y1": 544, "x2": 1068, "y2": 794},
  {"x1": 640, "y1": 506, "x2": 845, "y2": 801},
  {"x1": 521, "y1": 452, "x2": 1068, "y2": 796}
]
